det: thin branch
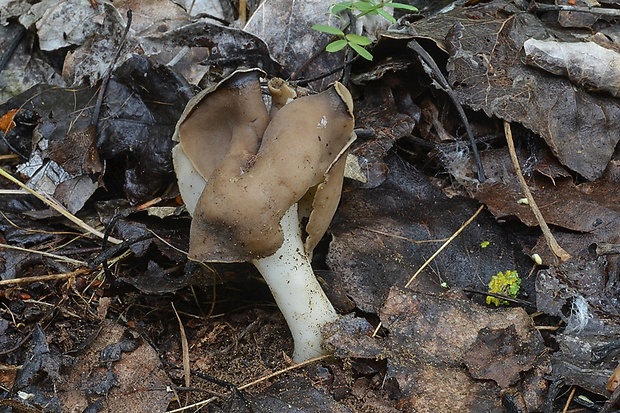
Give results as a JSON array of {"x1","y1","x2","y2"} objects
[
  {"x1": 0, "y1": 268, "x2": 88, "y2": 287},
  {"x1": 165, "y1": 355, "x2": 331, "y2": 412},
  {"x1": 372, "y1": 204, "x2": 486, "y2": 337},
  {"x1": 408, "y1": 39, "x2": 485, "y2": 182},
  {"x1": 0, "y1": 242, "x2": 87, "y2": 266},
  {"x1": 529, "y1": 2, "x2": 620, "y2": 17},
  {"x1": 503, "y1": 121, "x2": 570, "y2": 262},
  {"x1": 0, "y1": 166, "x2": 122, "y2": 244},
  {"x1": 404, "y1": 204, "x2": 485, "y2": 288}
]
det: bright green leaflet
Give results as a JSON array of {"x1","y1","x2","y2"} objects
[
  {"x1": 312, "y1": 0, "x2": 418, "y2": 61},
  {"x1": 486, "y1": 270, "x2": 521, "y2": 306}
]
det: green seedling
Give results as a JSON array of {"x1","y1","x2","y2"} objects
[
  {"x1": 486, "y1": 270, "x2": 521, "y2": 306},
  {"x1": 312, "y1": 0, "x2": 418, "y2": 61}
]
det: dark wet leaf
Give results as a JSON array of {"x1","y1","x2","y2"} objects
[
  {"x1": 535, "y1": 257, "x2": 620, "y2": 396},
  {"x1": 1, "y1": 84, "x2": 103, "y2": 213},
  {"x1": 0, "y1": 196, "x2": 56, "y2": 245},
  {"x1": 54, "y1": 320, "x2": 171, "y2": 412},
  {"x1": 1, "y1": 54, "x2": 192, "y2": 208},
  {"x1": 141, "y1": 19, "x2": 280, "y2": 84},
  {"x1": 409, "y1": 2, "x2": 620, "y2": 180},
  {"x1": 7, "y1": 326, "x2": 66, "y2": 412},
  {"x1": 250, "y1": 375, "x2": 353, "y2": 413},
  {"x1": 119, "y1": 260, "x2": 200, "y2": 294},
  {"x1": 0, "y1": 23, "x2": 66, "y2": 105},
  {"x1": 349, "y1": 85, "x2": 417, "y2": 188},
  {"x1": 99, "y1": 55, "x2": 193, "y2": 203},
  {"x1": 244, "y1": 0, "x2": 346, "y2": 87},
  {"x1": 327, "y1": 154, "x2": 532, "y2": 314},
  {"x1": 325, "y1": 287, "x2": 548, "y2": 411},
  {"x1": 455, "y1": 147, "x2": 620, "y2": 261},
  {"x1": 380, "y1": 287, "x2": 547, "y2": 412}
]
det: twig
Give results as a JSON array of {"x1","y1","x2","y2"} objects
[
  {"x1": 292, "y1": 56, "x2": 359, "y2": 86},
  {"x1": 0, "y1": 268, "x2": 88, "y2": 287},
  {"x1": 88, "y1": 233, "x2": 153, "y2": 268},
  {"x1": 172, "y1": 302, "x2": 191, "y2": 388},
  {"x1": 0, "y1": 242, "x2": 87, "y2": 266},
  {"x1": 363, "y1": 227, "x2": 448, "y2": 244},
  {"x1": 503, "y1": 121, "x2": 570, "y2": 262},
  {"x1": 529, "y1": 1, "x2": 620, "y2": 17},
  {"x1": 463, "y1": 288, "x2": 536, "y2": 309},
  {"x1": 0, "y1": 166, "x2": 122, "y2": 244},
  {"x1": 600, "y1": 382, "x2": 620, "y2": 413},
  {"x1": 92, "y1": 10, "x2": 132, "y2": 129},
  {"x1": 0, "y1": 25, "x2": 26, "y2": 73},
  {"x1": 561, "y1": 386, "x2": 576, "y2": 413},
  {"x1": 238, "y1": 0, "x2": 247, "y2": 24},
  {"x1": 165, "y1": 355, "x2": 331, "y2": 412},
  {"x1": 372, "y1": 204, "x2": 485, "y2": 337},
  {"x1": 408, "y1": 39, "x2": 485, "y2": 182}
]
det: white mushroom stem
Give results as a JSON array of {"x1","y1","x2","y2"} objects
[{"x1": 251, "y1": 204, "x2": 338, "y2": 362}]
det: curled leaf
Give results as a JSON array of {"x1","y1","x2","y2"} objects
[
  {"x1": 355, "y1": 1, "x2": 377, "y2": 13},
  {"x1": 331, "y1": 2, "x2": 354, "y2": 13}
]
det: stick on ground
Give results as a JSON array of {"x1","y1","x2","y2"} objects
[{"x1": 503, "y1": 121, "x2": 570, "y2": 262}]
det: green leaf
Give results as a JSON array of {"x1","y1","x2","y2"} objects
[
  {"x1": 331, "y1": 2, "x2": 354, "y2": 13},
  {"x1": 312, "y1": 24, "x2": 345, "y2": 36},
  {"x1": 355, "y1": 1, "x2": 378, "y2": 13},
  {"x1": 349, "y1": 42, "x2": 373, "y2": 60},
  {"x1": 383, "y1": 2, "x2": 418, "y2": 11},
  {"x1": 326, "y1": 39, "x2": 348, "y2": 52},
  {"x1": 376, "y1": 8, "x2": 396, "y2": 23},
  {"x1": 345, "y1": 33, "x2": 373, "y2": 46}
]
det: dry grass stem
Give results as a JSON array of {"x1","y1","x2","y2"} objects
[
  {"x1": 0, "y1": 268, "x2": 88, "y2": 287},
  {"x1": 371, "y1": 204, "x2": 485, "y2": 337},
  {"x1": 363, "y1": 227, "x2": 448, "y2": 244},
  {"x1": 562, "y1": 386, "x2": 576, "y2": 413},
  {"x1": 503, "y1": 121, "x2": 570, "y2": 262},
  {"x1": 165, "y1": 355, "x2": 331, "y2": 412},
  {"x1": 0, "y1": 242, "x2": 87, "y2": 266},
  {"x1": 404, "y1": 204, "x2": 485, "y2": 289},
  {"x1": 172, "y1": 302, "x2": 191, "y2": 388},
  {"x1": 0, "y1": 166, "x2": 122, "y2": 244}
]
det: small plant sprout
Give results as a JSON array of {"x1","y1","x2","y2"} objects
[
  {"x1": 312, "y1": 1, "x2": 418, "y2": 61},
  {"x1": 486, "y1": 270, "x2": 521, "y2": 306},
  {"x1": 312, "y1": 25, "x2": 374, "y2": 60},
  {"x1": 480, "y1": 240, "x2": 490, "y2": 248}
]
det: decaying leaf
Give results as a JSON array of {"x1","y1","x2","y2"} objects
[
  {"x1": 408, "y1": 3, "x2": 620, "y2": 180},
  {"x1": 325, "y1": 287, "x2": 548, "y2": 412},
  {"x1": 327, "y1": 154, "x2": 532, "y2": 314},
  {"x1": 524, "y1": 39, "x2": 620, "y2": 98}
]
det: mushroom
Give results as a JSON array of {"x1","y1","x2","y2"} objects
[{"x1": 172, "y1": 69, "x2": 356, "y2": 362}]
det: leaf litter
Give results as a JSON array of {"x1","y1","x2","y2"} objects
[{"x1": 1, "y1": 0, "x2": 620, "y2": 411}]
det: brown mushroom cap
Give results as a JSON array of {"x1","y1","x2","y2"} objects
[
  {"x1": 173, "y1": 69, "x2": 270, "y2": 184},
  {"x1": 189, "y1": 82, "x2": 355, "y2": 263}
]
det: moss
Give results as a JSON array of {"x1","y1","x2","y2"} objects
[{"x1": 486, "y1": 270, "x2": 521, "y2": 306}]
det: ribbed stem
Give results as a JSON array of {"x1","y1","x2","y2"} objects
[{"x1": 252, "y1": 204, "x2": 338, "y2": 362}]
